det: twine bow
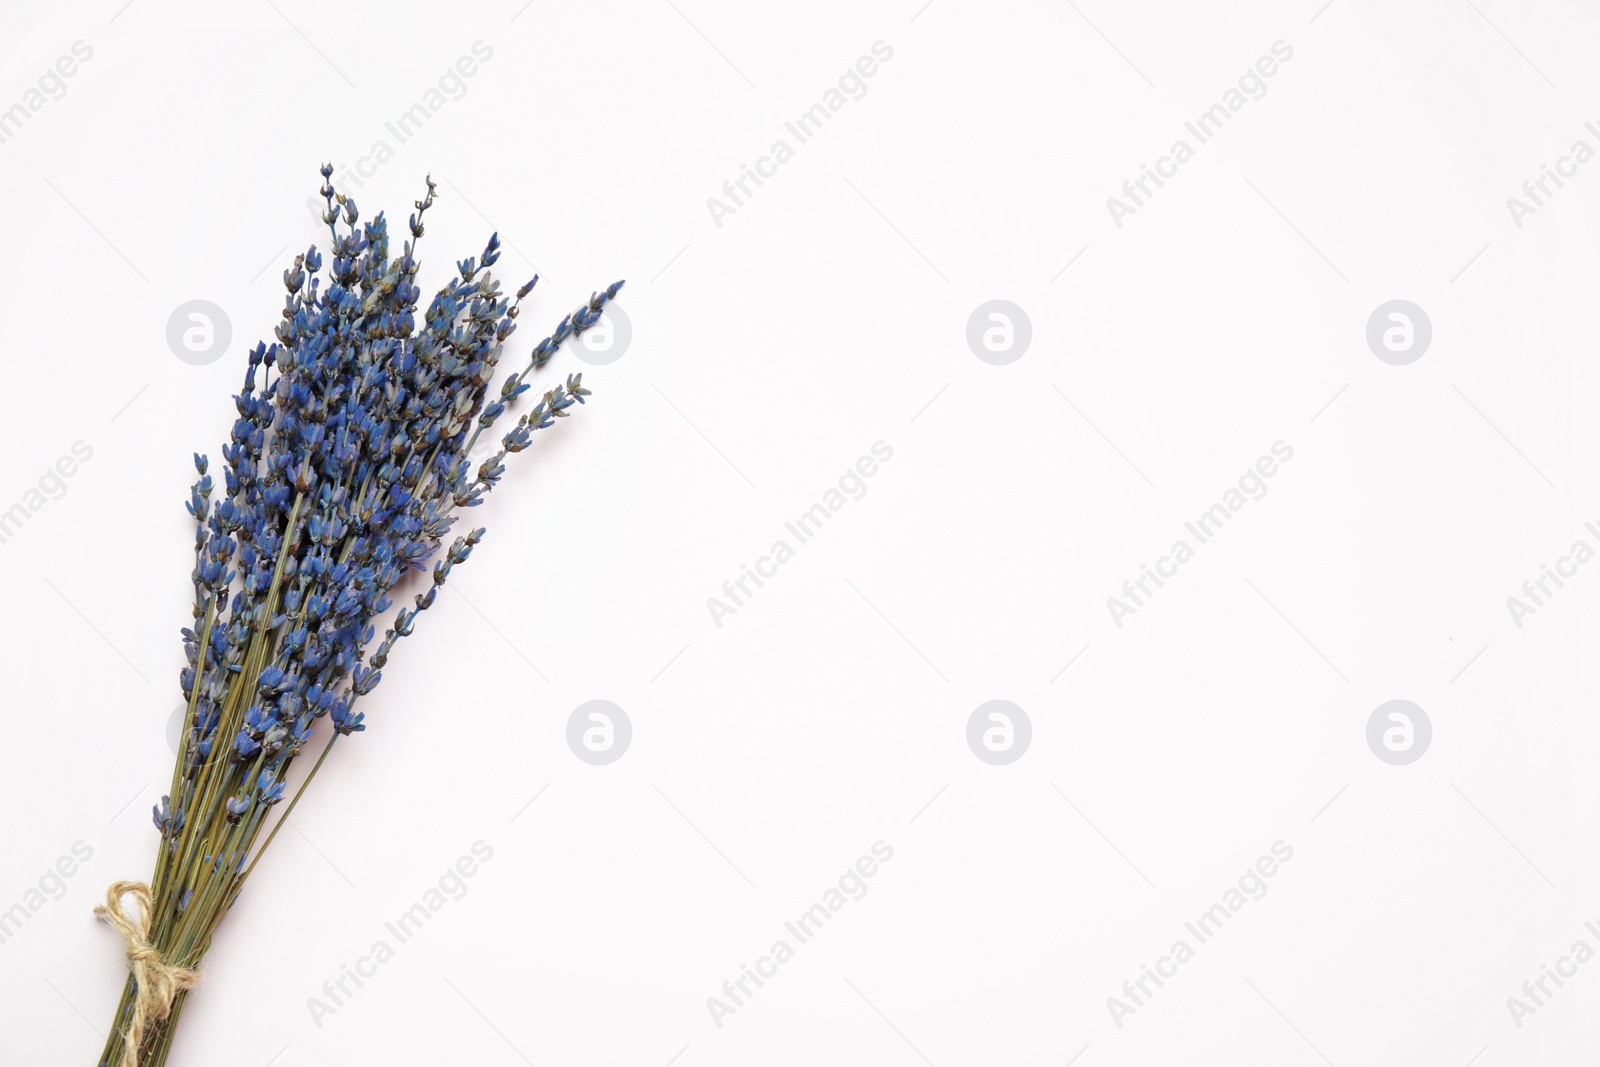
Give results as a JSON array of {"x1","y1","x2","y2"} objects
[{"x1": 94, "y1": 881, "x2": 201, "y2": 1067}]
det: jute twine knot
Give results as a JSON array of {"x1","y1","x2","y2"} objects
[{"x1": 94, "y1": 881, "x2": 201, "y2": 1067}]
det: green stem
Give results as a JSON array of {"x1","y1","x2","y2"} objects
[{"x1": 231, "y1": 732, "x2": 339, "y2": 897}]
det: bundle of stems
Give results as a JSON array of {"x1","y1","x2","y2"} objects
[{"x1": 96, "y1": 166, "x2": 621, "y2": 1067}]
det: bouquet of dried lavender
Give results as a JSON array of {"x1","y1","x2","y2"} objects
[{"x1": 94, "y1": 166, "x2": 621, "y2": 1067}]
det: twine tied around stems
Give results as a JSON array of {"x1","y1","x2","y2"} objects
[{"x1": 95, "y1": 881, "x2": 200, "y2": 1067}]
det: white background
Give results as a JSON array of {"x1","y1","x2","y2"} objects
[{"x1": 1, "y1": 1, "x2": 1598, "y2": 1064}]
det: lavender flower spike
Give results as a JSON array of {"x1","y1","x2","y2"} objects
[{"x1": 96, "y1": 167, "x2": 622, "y2": 1067}]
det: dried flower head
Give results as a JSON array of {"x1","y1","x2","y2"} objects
[{"x1": 99, "y1": 167, "x2": 622, "y2": 1067}]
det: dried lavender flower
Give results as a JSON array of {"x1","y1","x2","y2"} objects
[{"x1": 96, "y1": 167, "x2": 621, "y2": 1067}]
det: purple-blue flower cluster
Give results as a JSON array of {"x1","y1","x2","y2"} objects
[
  {"x1": 99, "y1": 164, "x2": 620, "y2": 1067},
  {"x1": 159, "y1": 164, "x2": 619, "y2": 895}
]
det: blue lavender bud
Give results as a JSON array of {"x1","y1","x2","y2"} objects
[
  {"x1": 351, "y1": 665, "x2": 381, "y2": 696},
  {"x1": 257, "y1": 773, "x2": 286, "y2": 806},
  {"x1": 233, "y1": 730, "x2": 261, "y2": 760},
  {"x1": 330, "y1": 700, "x2": 366, "y2": 734}
]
